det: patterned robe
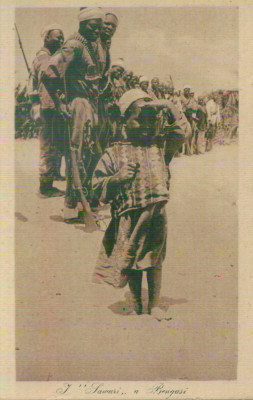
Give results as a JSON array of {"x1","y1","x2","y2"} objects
[{"x1": 92, "y1": 118, "x2": 189, "y2": 287}]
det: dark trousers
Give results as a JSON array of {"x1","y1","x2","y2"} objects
[{"x1": 39, "y1": 108, "x2": 64, "y2": 185}]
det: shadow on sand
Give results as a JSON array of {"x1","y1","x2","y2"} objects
[{"x1": 108, "y1": 288, "x2": 188, "y2": 315}]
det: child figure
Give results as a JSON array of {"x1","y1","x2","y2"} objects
[{"x1": 92, "y1": 89, "x2": 189, "y2": 320}]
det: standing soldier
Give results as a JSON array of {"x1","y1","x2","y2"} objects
[
  {"x1": 42, "y1": 7, "x2": 106, "y2": 222},
  {"x1": 139, "y1": 76, "x2": 149, "y2": 94},
  {"x1": 29, "y1": 23, "x2": 65, "y2": 197},
  {"x1": 196, "y1": 96, "x2": 207, "y2": 154},
  {"x1": 99, "y1": 58, "x2": 126, "y2": 148},
  {"x1": 123, "y1": 70, "x2": 134, "y2": 90},
  {"x1": 150, "y1": 77, "x2": 161, "y2": 99},
  {"x1": 100, "y1": 12, "x2": 118, "y2": 53},
  {"x1": 130, "y1": 75, "x2": 140, "y2": 89},
  {"x1": 158, "y1": 82, "x2": 165, "y2": 99},
  {"x1": 181, "y1": 85, "x2": 197, "y2": 154},
  {"x1": 206, "y1": 93, "x2": 221, "y2": 151},
  {"x1": 98, "y1": 13, "x2": 120, "y2": 151}
]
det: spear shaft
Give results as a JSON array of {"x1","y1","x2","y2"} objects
[{"x1": 15, "y1": 23, "x2": 30, "y2": 73}]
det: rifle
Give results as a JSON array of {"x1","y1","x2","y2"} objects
[
  {"x1": 15, "y1": 23, "x2": 30, "y2": 74},
  {"x1": 65, "y1": 114, "x2": 97, "y2": 228}
]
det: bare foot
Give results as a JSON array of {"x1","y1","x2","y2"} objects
[{"x1": 150, "y1": 307, "x2": 172, "y2": 321}]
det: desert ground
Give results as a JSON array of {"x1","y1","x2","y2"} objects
[{"x1": 15, "y1": 139, "x2": 238, "y2": 381}]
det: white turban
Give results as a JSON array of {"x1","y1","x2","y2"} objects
[
  {"x1": 41, "y1": 23, "x2": 63, "y2": 40},
  {"x1": 139, "y1": 76, "x2": 149, "y2": 84},
  {"x1": 78, "y1": 7, "x2": 105, "y2": 22},
  {"x1": 119, "y1": 89, "x2": 152, "y2": 116},
  {"x1": 111, "y1": 58, "x2": 124, "y2": 69}
]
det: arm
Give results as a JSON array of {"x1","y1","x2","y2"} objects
[
  {"x1": 41, "y1": 40, "x2": 79, "y2": 112},
  {"x1": 163, "y1": 108, "x2": 192, "y2": 165},
  {"x1": 92, "y1": 150, "x2": 138, "y2": 203}
]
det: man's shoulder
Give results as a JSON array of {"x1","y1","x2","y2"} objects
[
  {"x1": 32, "y1": 48, "x2": 50, "y2": 71},
  {"x1": 35, "y1": 47, "x2": 50, "y2": 58},
  {"x1": 63, "y1": 33, "x2": 85, "y2": 49}
]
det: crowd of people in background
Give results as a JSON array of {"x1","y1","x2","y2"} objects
[
  {"x1": 14, "y1": 7, "x2": 239, "y2": 319},
  {"x1": 14, "y1": 7, "x2": 239, "y2": 211}
]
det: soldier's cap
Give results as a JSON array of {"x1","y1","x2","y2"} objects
[
  {"x1": 119, "y1": 89, "x2": 152, "y2": 116},
  {"x1": 105, "y1": 12, "x2": 119, "y2": 26},
  {"x1": 183, "y1": 84, "x2": 191, "y2": 90},
  {"x1": 78, "y1": 7, "x2": 105, "y2": 22},
  {"x1": 139, "y1": 76, "x2": 149, "y2": 84},
  {"x1": 41, "y1": 23, "x2": 63, "y2": 40}
]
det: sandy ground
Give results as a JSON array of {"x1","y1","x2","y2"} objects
[{"x1": 15, "y1": 139, "x2": 238, "y2": 381}]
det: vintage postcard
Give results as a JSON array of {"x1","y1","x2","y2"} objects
[{"x1": 0, "y1": 0, "x2": 253, "y2": 399}]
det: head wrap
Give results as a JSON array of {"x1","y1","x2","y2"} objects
[
  {"x1": 41, "y1": 23, "x2": 63, "y2": 40},
  {"x1": 166, "y1": 80, "x2": 174, "y2": 89},
  {"x1": 183, "y1": 84, "x2": 191, "y2": 90},
  {"x1": 78, "y1": 7, "x2": 105, "y2": 22},
  {"x1": 139, "y1": 76, "x2": 149, "y2": 84},
  {"x1": 119, "y1": 89, "x2": 152, "y2": 116},
  {"x1": 105, "y1": 12, "x2": 119, "y2": 26},
  {"x1": 111, "y1": 58, "x2": 125, "y2": 69}
]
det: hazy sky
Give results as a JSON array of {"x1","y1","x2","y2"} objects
[{"x1": 15, "y1": 7, "x2": 238, "y2": 95}]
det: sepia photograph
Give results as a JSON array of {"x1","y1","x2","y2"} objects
[
  {"x1": 14, "y1": 4, "x2": 239, "y2": 382},
  {"x1": 1, "y1": 0, "x2": 253, "y2": 399}
]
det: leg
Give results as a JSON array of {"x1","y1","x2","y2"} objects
[
  {"x1": 147, "y1": 266, "x2": 162, "y2": 311},
  {"x1": 147, "y1": 266, "x2": 171, "y2": 321},
  {"x1": 39, "y1": 109, "x2": 64, "y2": 197},
  {"x1": 126, "y1": 269, "x2": 143, "y2": 315},
  {"x1": 64, "y1": 98, "x2": 97, "y2": 225}
]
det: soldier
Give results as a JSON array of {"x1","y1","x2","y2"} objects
[
  {"x1": 130, "y1": 75, "x2": 140, "y2": 89},
  {"x1": 99, "y1": 12, "x2": 119, "y2": 71},
  {"x1": 98, "y1": 13, "x2": 121, "y2": 151},
  {"x1": 150, "y1": 77, "x2": 161, "y2": 99},
  {"x1": 159, "y1": 82, "x2": 165, "y2": 99},
  {"x1": 139, "y1": 76, "x2": 149, "y2": 93},
  {"x1": 206, "y1": 93, "x2": 221, "y2": 151},
  {"x1": 181, "y1": 85, "x2": 197, "y2": 154},
  {"x1": 42, "y1": 7, "x2": 107, "y2": 222},
  {"x1": 123, "y1": 70, "x2": 134, "y2": 90},
  {"x1": 99, "y1": 58, "x2": 126, "y2": 147},
  {"x1": 196, "y1": 96, "x2": 207, "y2": 154},
  {"x1": 29, "y1": 23, "x2": 65, "y2": 197},
  {"x1": 100, "y1": 12, "x2": 118, "y2": 46}
]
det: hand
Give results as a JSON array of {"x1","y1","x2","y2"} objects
[
  {"x1": 162, "y1": 101, "x2": 181, "y2": 124},
  {"x1": 57, "y1": 103, "x2": 70, "y2": 119},
  {"x1": 112, "y1": 162, "x2": 139, "y2": 183}
]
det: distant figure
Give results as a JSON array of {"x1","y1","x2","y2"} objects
[
  {"x1": 130, "y1": 75, "x2": 140, "y2": 89},
  {"x1": 159, "y1": 82, "x2": 165, "y2": 99},
  {"x1": 99, "y1": 58, "x2": 126, "y2": 147},
  {"x1": 181, "y1": 85, "x2": 197, "y2": 154},
  {"x1": 150, "y1": 77, "x2": 161, "y2": 99},
  {"x1": 196, "y1": 96, "x2": 207, "y2": 154},
  {"x1": 139, "y1": 76, "x2": 149, "y2": 93},
  {"x1": 123, "y1": 70, "x2": 134, "y2": 90},
  {"x1": 206, "y1": 93, "x2": 221, "y2": 151}
]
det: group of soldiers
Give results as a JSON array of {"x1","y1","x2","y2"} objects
[{"x1": 23, "y1": 6, "x2": 238, "y2": 224}]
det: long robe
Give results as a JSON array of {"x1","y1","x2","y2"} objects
[{"x1": 92, "y1": 117, "x2": 189, "y2": 287}]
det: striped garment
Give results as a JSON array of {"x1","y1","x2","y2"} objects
[{"x1": 92, "y1": 142, "x2": 170, "y2": 217}]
